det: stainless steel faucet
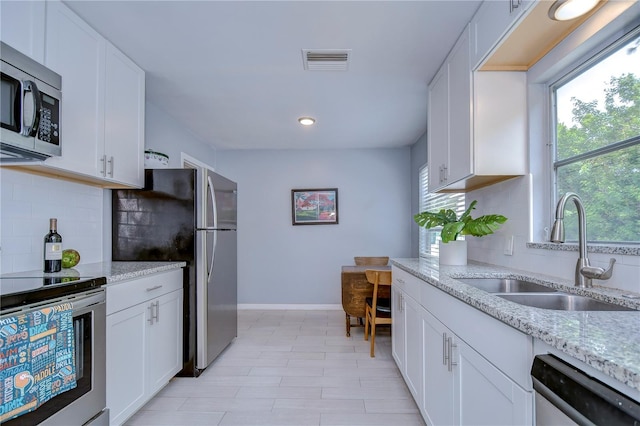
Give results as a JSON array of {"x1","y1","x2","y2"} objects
[{"x1": 550, "y1": 192, "x2": 615, "y2": 288}]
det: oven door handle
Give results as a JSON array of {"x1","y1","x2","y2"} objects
[
  {"x1": 0, "y1": 290, "x2": 105, "y2": 317},
  {"x1": 71, "y1": 291, "x2": 106, "y2": 310}
]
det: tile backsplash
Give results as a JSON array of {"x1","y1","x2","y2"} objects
[{"x1": 0, "y1": 169, "x2": 104, "y2": 274}]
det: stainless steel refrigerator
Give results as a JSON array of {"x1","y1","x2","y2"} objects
[{"x1": 112, "y1": 168, "x2": 237, "y2": 376}]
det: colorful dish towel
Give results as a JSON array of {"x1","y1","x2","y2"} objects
[{"x1": 0, "y1": 301, "x2": 76, "y2": 422}]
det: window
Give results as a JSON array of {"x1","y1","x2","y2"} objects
[
  {"x1": 418, "y1": 165, "x2": 465, "y2": 257},
  {"x1": 551, "y1": 28, "x2": 640, "y2": 244}
]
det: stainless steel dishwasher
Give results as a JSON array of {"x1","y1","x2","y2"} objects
[{"x1": 531, "y1": 354, "x2": 640, "y2": 425}]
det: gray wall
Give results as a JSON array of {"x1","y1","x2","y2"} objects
[
  {"x1": 144, "y1": 103, "x2": 218, "y2": 169},
  {"x1": 216, "y1": 148, "x2": 413, "y2": 305},
  {"x1": 410, "y1": 133, "x2": 427, "y2": 258}
]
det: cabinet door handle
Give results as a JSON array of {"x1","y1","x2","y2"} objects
[
  {"x1": 146, "y1": 285, "x2": 163, "y2": 292},
  {"x1": 107, "y1": 156, "x2": 114, "y2": 177},
  {"x1": 442, "y1": 333, "x2": 447, "y2": 365},
  {"x1": 442, "y1": 165, "x2": 448, "y2": 182},
  {"x1": 155, "y1": 300, "x2": 160, "y2": 322},
  {"x1": 100, "y1": 155, "x2": 107, "y2": 176},
  {"x1": 447, "y1": 336, "x2": 457, "y2": 372},
  {"x1": 510, "y1": 0, "x2": 521, "y2": 14},
  {"x1": 147, "y1": 303, "x2": 154, "y2": 325}
]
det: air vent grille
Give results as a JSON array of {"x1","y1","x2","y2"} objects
[{"x1": 302, "y1": 49, "x2": 351, "y2": 71}]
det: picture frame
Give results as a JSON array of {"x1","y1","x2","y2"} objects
[{"x1": 291, "y1": 188, "x2": 339, "y2": 225}]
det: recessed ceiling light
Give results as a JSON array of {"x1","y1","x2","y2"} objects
[
  {"x1": 298, "y1": 117, "x2": 315, "y2": 126},
  {"x1": 548, "y1": 0, "x2": 600, "y2": 21}
]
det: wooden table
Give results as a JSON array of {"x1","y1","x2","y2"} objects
[{"x1": 341, "y1": 265, "x2": 391, "y2": 337}]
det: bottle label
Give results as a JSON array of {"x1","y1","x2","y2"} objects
[{"x1": 45, "y1": 243, "x2": 63, "y2": 260}]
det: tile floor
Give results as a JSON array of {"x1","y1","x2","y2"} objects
[{"x1": 124, "y1": 309, "x2": 425, "y2": 426}]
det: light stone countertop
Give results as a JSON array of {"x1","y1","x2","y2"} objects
[
  {"x1": 0, "y1": 261, "x2": 186, "y2": 283},
  {"x1": 92, "y1": 261, "x2": 186, "y2": 283},
  {"x1": 391, "y1": 257, "x2": 640, "y2": 394}
]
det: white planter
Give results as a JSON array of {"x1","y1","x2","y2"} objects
[{"x1": 439, "y1": 240, "x2": 467, "y2": 266}]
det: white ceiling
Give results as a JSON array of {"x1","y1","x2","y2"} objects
[{"x1": 64, "y1": 1, "x2": 482, "y2": 151}]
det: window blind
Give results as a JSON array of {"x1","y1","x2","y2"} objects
[{"x1": 418, "y1": 165, "x2": 465, "y2": 258}]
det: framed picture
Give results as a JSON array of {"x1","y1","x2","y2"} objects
[{"x1": 291, "y1": 188, "x2": 339, "y2": 225}]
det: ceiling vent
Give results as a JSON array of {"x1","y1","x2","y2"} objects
[{"x1": 302, "y1": 49, "x2": 351, "y2": 71}]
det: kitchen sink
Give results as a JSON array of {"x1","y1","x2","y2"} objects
[
  {"x1": 457, "y1": 278, "x2": 557, "y2": 293},
  {"x1": 497, "y1": 293, "x2": 637, "y2": 311}
]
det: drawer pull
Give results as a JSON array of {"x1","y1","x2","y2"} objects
[{"x1": 146, "y1": 285, "x2": 163, "y2": 292}]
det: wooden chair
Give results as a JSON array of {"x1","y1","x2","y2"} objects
[
  {"x1": 344, "y1": 256, "x2": 390, "y2": 337},
  {"x1": 364, "y1": 269, "x2": 392, "y2": 357},
  {"x1": 354, "y1": 256, "x2": 389, "y2": 266}
]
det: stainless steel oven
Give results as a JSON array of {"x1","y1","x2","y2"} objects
[{"x1": 1, "y1": 277, "x2": 107, "y2": 425}]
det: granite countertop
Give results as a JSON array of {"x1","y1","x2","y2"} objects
[
  {"x1": 85, "y1": 261, "x2": 186, "y2": 283},
  {"x1": 391, "y1": 257, "x2": 640, "y2": 394},
  {"x1": 0, "y1": 261, "x2": 186, "y2": 283}
]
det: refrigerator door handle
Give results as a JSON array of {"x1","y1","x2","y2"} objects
[
  {"x1": 208, "y1": 175, "x2": 218, "y2": 230},
  {"x1": 207, "y1": 175, "x2": 218, "y2": 279},
  {"x1": 208, "y1": 230, "x2": 216, "y2": 280}
]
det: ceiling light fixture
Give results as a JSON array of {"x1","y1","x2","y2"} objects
[
  {"x1": 548, "y1": 0, "x2": 600, "y2": 21},
  {"x1": 298, "y1": 117, "x2": 315, "y2": 126}
]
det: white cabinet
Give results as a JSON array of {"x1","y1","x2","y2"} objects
[
  {"x1": 427, "y1": 65, "x2": 449, "y2": 192},
  {"x1": 428, "y1": 24, "x2": 527, "y2": 193},
  {"x1": 101, "y1": 43, "x2": 145, "y2": 187},
  {"x1": 43, "y1": 1, "x2": 105, "y2": 178},
  {"x1": 106, "y1": 269, "x2": 183, "y2": 426},
  {"x1": 422, "y1": 308, "x2": 455, "y2": 425},
  {"x1": 457, "y1": 339, "x2": 531, "y2": 425},
  {"x1": 446, "y1": 26, "x2": 473, "y2": 186},
  {"x1": 427, "y1": 25, "x2": 472, "y2": 192},
  {"x1": 2, "y1": 0, "x2": 145, "y2": 188},
  {"x1": 391, "y1": 286, "x2": 405, "y2": 369},
  {"x1": 391, "y1": 266, "x2": 534, "y2": 425},
  {"x1": 0, "y1": 0, "x2": 46, "y2": 62},
  {"x1": 470, "y1": 0, "x2": 535, "y2": 69},
  {"x1": 392, "y1": 270, "x2": 423, "y2": 405}
]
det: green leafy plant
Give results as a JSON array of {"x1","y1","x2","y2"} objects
[{"x1": 413, "y1": 200, "x2": 508, "y2": 243}]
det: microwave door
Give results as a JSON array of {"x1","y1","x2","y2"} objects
[{"x1": 0, "y1": 72, "x2": 20, "y2": 133}]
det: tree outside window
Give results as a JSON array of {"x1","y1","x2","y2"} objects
[{"x1": 553, "y1": 32, "x2": 640, "y2": 244}]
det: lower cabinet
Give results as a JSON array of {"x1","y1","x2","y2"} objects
[
  {"x1": 392, "y1": 272, "x2": 423, "y2": 402},
  {"x1": 391, "y1": 286, "x2": 405, "y2": 369},
  {"x1": 392, "y1": 266, "x2": 533, "y2": 425},
  {"x1": 106, "y1": 269, "x2": 184, "y2": 425}
]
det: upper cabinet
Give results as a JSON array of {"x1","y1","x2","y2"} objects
[
  {"x1": 470, "y1": 0, "x2": 535, "y2": 70},
  {"x1": 428, "y1": 11, "x2": 527, "y2": 193},
  {"x1": 427, "y1": 26, "x2": 472, "y2": 192},
  {"x1": 0, "y1": 0, "x2": 145, "y2": 188},
  {"x1": 0, "y1": 1, "x2": 46, "y2": 63},
  {"x1": 43, "y1": 1, "x2": 105, "y2": 179},
  {"x1": 102, "y1": 44, "x2": 145, "y2": 187}
]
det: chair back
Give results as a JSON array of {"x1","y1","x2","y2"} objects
[
  {"x1": 354, "y1": 256, "x2": 389, "y2": 266},
  {"x1": 365, "y1": 269, "x2": 392, "y2": 309}
]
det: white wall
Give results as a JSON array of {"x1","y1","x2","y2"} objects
[
  {"x1": 144, "y1": 102, "x2": 217, "y2": 169},
  {"x1": 466, "y1": 177, "x2": 640, "y2": 294},
  {"x1": 0, "y1": 169, "x2": 104, "y2": 273},
  {"x1": 216, "y1": 148, "x2": 412, "y2": 306},
  {"x1": 410, "y1": 133, "x2": 427, "y2": 258}
]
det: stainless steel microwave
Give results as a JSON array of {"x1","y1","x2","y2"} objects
[{"x1": 1, "y1": 41, "x2": 62, "y2": 162}]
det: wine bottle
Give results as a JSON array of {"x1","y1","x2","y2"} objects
[{"x1": 44, "y1": 218, "x2": 62, "y2": 273}]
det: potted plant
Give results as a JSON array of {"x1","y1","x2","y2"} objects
[{"x1": 414, "y1": 200, "x2": 507, "y2": 265}]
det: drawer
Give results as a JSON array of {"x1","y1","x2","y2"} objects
[
  {"x1": 392, "y1": 266, "x2": 421, "y2": 301},
  {"x1": 106, "y1": 268, "x2": 183, "y2": 315}
]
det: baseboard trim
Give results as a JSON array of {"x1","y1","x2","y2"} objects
[{"x1": 238, "y1": 304, "x2": 342, "y2": 311}]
